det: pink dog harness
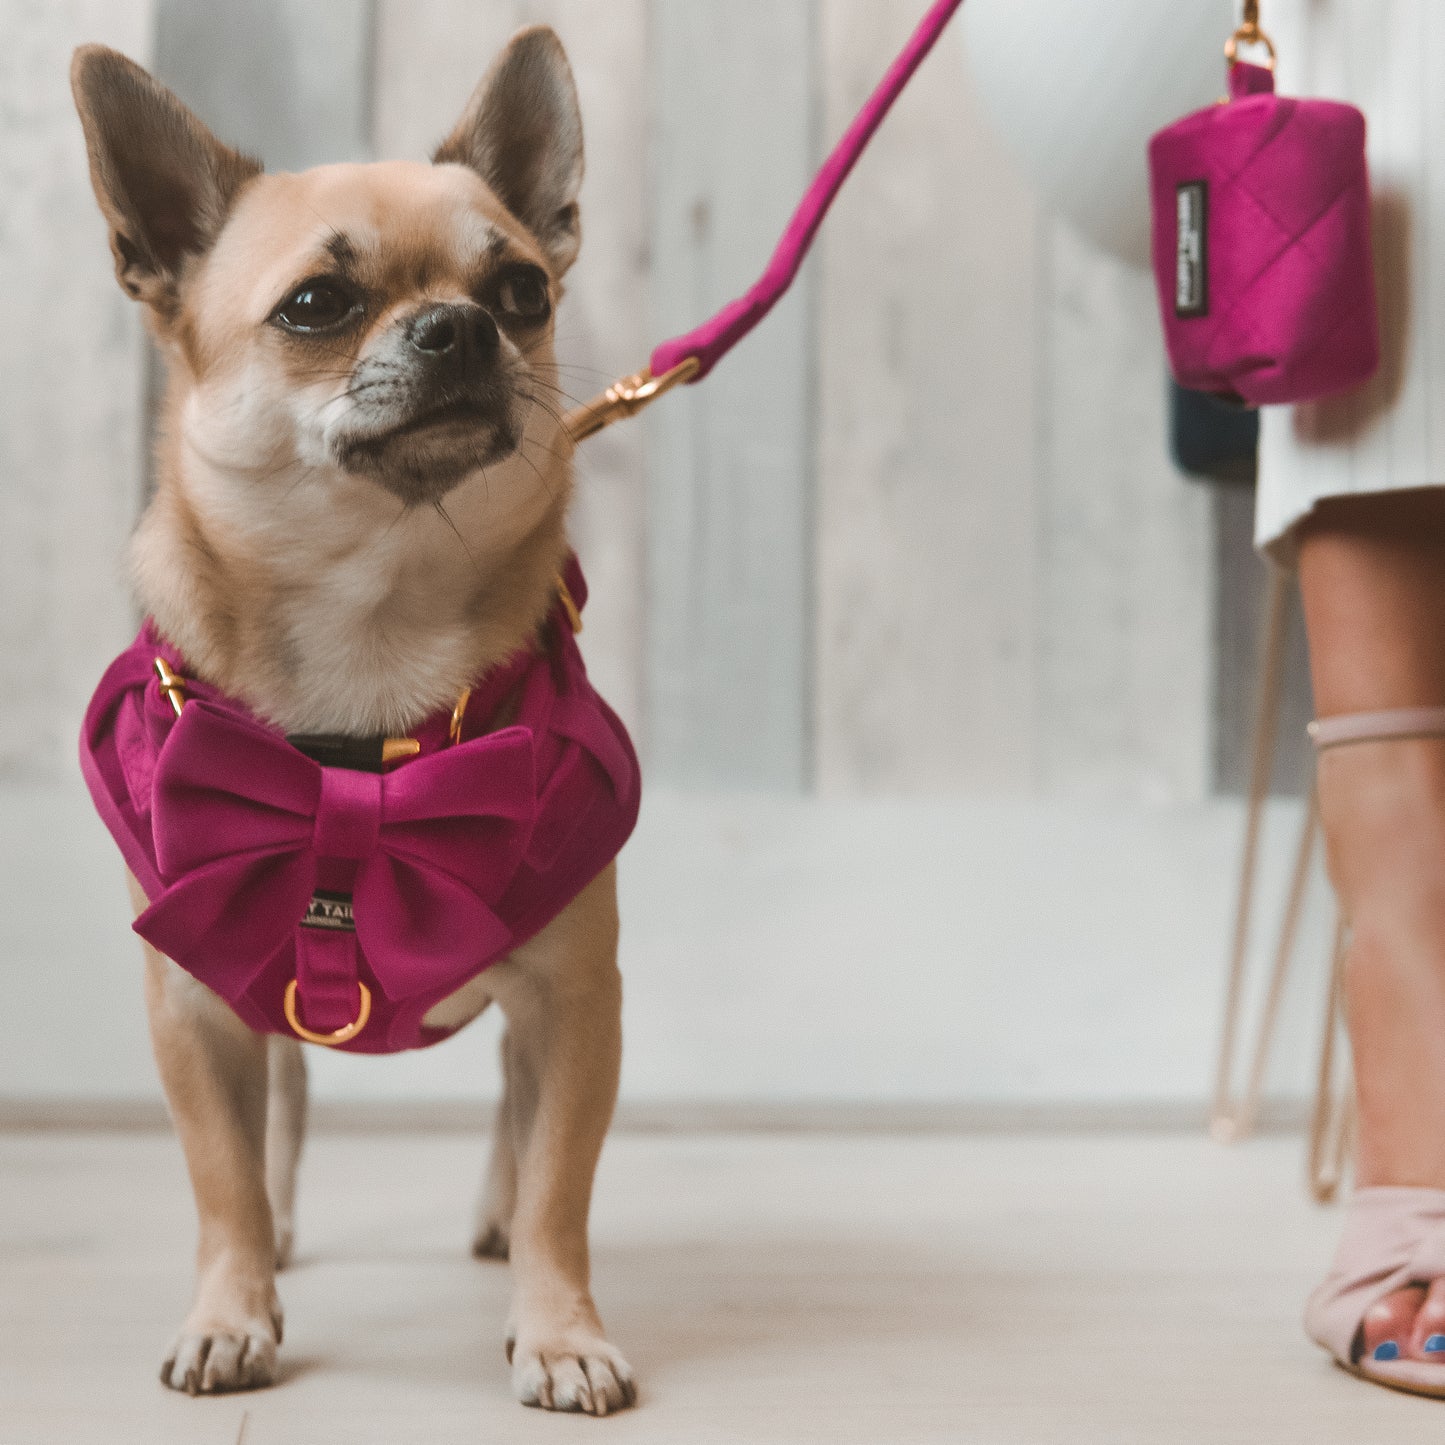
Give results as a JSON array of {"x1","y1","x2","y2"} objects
[{"x1": 80, "y1": 560, "x2": 640, "y2": 1053}]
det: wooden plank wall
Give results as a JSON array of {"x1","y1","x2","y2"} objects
[
  {"x1": 16, "y1": 2, "x2": 1231, "y2": 804},
  {"x1": 816, "y1": 4, "x2": 1212, "y2": 799},
  {"x1": 816, "y1": 2, "x2": 1042, "y2": 794},
  {"x1": 646, "y1": 0, "x2": 816, "y2": 789},
  {"x1": 154, "y1": 0, "x2": 374, "y2": 171}
]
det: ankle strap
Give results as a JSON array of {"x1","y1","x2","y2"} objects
[{"x1": 1309, "y1": 707, "x2": 1445, "y2": 750}]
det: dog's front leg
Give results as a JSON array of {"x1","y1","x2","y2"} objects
[
  {"x1": 130, "y1": 876, "x2": 282, "y2": 1394},
  {"x1": 485, "y1": 863, "x2": 635, "y2": 1415}
]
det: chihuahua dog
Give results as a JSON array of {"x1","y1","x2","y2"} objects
[{"x1": 72, "y1": 28, "x2": 635, "y2": 1415}]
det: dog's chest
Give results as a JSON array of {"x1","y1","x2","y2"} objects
[
  {"x1": 202, "y1": 520, "x2": 481, "y2": 734},
  {"x1": 267, "y1": 584, "x2": 481, "y2": 736}
]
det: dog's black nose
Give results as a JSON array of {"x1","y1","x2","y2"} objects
[{"x1": 407, "y1": 303, "x2": 499, "y2": 367}]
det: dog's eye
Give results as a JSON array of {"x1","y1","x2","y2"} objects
[
  {"x1": 496, "y1": 268, "x2": 551, "y2": 323},
  {"x1": 273, "y1": 280, "x2": 357, "y2": 333}
]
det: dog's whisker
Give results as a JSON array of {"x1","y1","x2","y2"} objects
[
  {"x1": 516, "y1": 428, "x2": 576, "y2": 470},
  {"x1": 511, "y1": 441, "x2": 562, "y2": 503},
  {"x1": 431, "y1": 497, "x2": 484, "y2": 579},
  {"x1": 524, "y1": 376, "x2": 593, "y2": 409}
]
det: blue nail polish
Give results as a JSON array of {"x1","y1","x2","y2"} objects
[
  {"x1": 1425, "y1": 1335, "x2": 1445, "y2": 1355},
  {"x1": 1374, "y1": 1341, "x2": 1402, "y2": 1362}
]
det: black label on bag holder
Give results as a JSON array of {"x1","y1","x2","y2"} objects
[{"x1": 1175, "y1": 181, "x2": 1208, "y2": 318}]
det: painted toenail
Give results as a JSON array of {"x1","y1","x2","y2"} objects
[
  {"x1": 1373, "y1": 1341, "x2": 1401, "y2": 1362},
  {"x1": 1425, "y1": 1335, "x2": 1445, "y2": 1355}
]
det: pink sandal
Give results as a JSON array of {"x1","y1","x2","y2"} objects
[{"x1": 1306, "y1": 1187, "x2": 1445, "y2": 1397}]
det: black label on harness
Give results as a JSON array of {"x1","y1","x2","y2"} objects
[
  {"x1": 301, "y1": 891, "x2": 355, "y2": 932},
  {"x1": 1175, "y1": 181, "x2": 1208, "y2": 318}
]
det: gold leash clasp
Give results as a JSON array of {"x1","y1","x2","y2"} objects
[
  {"x1": 563, "y1": 356, "x2": 701, "y2": 444},
  {"x1": 1226, "y1": 1, "x2": 1276, "y2": 68}
]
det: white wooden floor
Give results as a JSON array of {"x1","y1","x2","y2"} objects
[{"x1": 2, "y1": 1129, "x2": 1439, "y2": 1444}]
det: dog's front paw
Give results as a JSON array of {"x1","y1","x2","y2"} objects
[
  {"x1": 161, "y1": 1306, "x2": 281, "y2": 1395},
  {"x1": 508, "y1": 1331, "x2": 636, "y2": 1415}
]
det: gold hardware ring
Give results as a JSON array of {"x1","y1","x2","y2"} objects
[{"x1": 283, "y1": 978, "x2": 372, "y2": 1046}]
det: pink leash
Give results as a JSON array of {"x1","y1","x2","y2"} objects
[{"x1": 565, "y1": 0, "x2": 966, "y2": 442}]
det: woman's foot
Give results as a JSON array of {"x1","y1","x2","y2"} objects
[{"x1": 1298, "y1": 493, "x2": 1445, "y2": 1388}]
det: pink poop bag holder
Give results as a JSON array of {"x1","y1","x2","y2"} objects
[{"x1": 1148, "y1": 9, "x2": 1379, "y2": 406}]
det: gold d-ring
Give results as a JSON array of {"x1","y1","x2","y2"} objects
[{"x1": 283, "y1": 979, "x2": 372, "y2": 1046}]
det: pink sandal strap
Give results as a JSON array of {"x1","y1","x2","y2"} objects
[
  {"x1": 1306, "y1": 1187, "x2": 1445, "y2": 1390},
  {"x1": 1309, "y1": 708, "x2": 1445, "y2": 750}
]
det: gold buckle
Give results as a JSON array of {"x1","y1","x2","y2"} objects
[
  {"x1": 283, "y1": 978, "x2": 372, "y2": 1046},
  {"x1": 563, "y1": 356, "x2": 701, "y2": 443},
  {"x1": 154, "y1": 657, "x2": 188, "y2": 717},
  {"x1": 1226, "y1": 3, "x2": 1276, "y2": 68}
]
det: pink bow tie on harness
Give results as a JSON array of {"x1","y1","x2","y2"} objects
[{"x1": 138, "y1": 700, "x2": 537, "y2": 1042}]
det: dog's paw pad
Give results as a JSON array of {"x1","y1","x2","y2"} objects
[
  {"x1": 512, "y1": 1339, "x2": 636, "y2": 1415},
  {"x1": 161, "y1": 1329, "x2": 277, "y2": 1395}
]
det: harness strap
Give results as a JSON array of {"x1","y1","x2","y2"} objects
[{"x1": 1309, "y1": 707, "x2": 1445, "y2": 750}]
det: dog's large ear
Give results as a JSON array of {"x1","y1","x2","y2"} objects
[
  {"x1": 70, "y1": 45, "x2": 261, "y2": 315},
  {"x1": 433, "y1": 26, "x2": 584, "y2": 275}
]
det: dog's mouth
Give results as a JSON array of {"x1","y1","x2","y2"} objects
[
  {"x1": 334, "y1": 390, "x2": 519, "y2": 503},
  {"x1": 388, "y1": 395, "x2": 495, "y2": 439},
  {"x1": 343, "y1": 386, "x2": 509, "y2": 454}
]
